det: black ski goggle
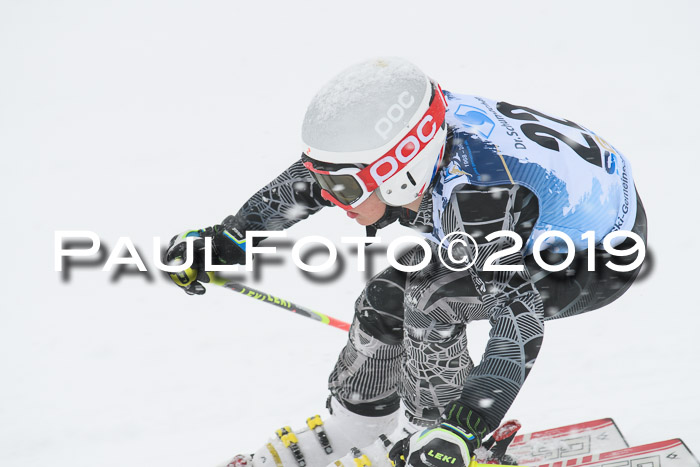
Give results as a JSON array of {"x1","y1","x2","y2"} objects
[{"x1": 301, "y1": 154, "x2": 370, "y2": 209}]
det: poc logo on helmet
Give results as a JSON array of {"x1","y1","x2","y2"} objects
[
  {"x1": 375, "y1": 91, "x2": 416, "y2": 140},
  {"x1": 369, "y1": 113, "x2": 437, "y2": 185}
]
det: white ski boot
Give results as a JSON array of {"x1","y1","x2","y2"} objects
[
  {"x1": 326, "y1": 415, "x2": 525, "y2": 467},
  {"x1": 225, "y1": 397, "x2": 398, "y2": 467},
  {"x1": 325, "y1": 403, "x2": 425, "y2": 467}
]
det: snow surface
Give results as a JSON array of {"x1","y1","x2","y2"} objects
[{"x1": 1, "y1": 1, "x2": 699, "y2": 466}]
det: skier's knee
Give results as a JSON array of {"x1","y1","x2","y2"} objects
[{"x1": 353, "y1": 271, "x2": 406, "y2": 345}]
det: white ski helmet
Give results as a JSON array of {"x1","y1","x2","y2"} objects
[{"x1": 301, "y1": 58, "x2": 448, "y2": 208}]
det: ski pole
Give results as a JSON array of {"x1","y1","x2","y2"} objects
[{"x1": 208, "y1": 273, "x2": 351, "y2": 332}]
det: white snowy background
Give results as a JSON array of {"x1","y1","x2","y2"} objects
[{"x1": 1, "y1": 1, "x2": 699, "y2": 466}]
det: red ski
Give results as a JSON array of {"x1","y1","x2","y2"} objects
[
  {"x1": 504, "y1": 419, "x2": 628, "y2": 464},
  {"x1": 531, "y1": 438, "x2": 699, "y2": 467}
]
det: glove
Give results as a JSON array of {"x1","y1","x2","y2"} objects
[
  {"x1": 389, "y1": 404, "x2": 489, "y2": 467},
  {"x1": 164, "y1": 225, "x2": 246, "y2": 295},
  {"x1": 388, "y1": 423, "x2": 476, "y2": 467}
]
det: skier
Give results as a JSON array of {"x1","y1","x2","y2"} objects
[{"x1": 164, "y1": 58, "x2": 648, "y2": 467}]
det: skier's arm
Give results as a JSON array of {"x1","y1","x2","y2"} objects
[
  {"x1": 164, "y1": 158, "x2": 330, "y2": 294},
  {"x1": 445, "y1": 287, "x2": 544, "y2": 434},
  {"x1": 220, "y1": 158, "x2": 331, "y2": 234},
  {"x1": 441, "y1": 183, "x2": 544, "y2": 434}
]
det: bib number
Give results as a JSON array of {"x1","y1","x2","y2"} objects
[{"x1": 496, "y1": 102, "x2": 603, "y2": 168}]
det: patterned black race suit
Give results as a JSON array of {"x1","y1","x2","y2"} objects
[{"x1": 216, "y1": 128, "x2": 647, "y2": 433}]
